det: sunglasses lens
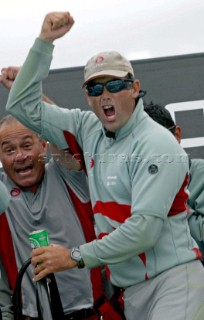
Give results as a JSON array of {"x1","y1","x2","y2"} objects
[
  {"x1": 93, "y1": 84, "x2": 104, "y2": 96},
  {"x1": 106, "y1": 80, "x2": 125, "y2": 93},
  {"x1": 87, "y1": 84, "x2": 103, "y2": 96},
  {"x1": 86, "y1": 79, "x2": 133, "y2": 96}
]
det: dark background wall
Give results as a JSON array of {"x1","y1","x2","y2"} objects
[{"x1": 0, "y1": 52, "x2": 204, "y2": 157}]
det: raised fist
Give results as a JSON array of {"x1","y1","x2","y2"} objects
[
  {"x1": 0, "y1": 66, "x2": 20, "y2": 89},
  {"x1": 39, "y1": 11, "x2": 75, "y2": 43}
]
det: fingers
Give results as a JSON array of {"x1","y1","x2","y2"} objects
[
  {"x1": 32, "y1": 263, "x2": 50, "y2": 282},
  {"x1": 30, "y1": 245, "x2": 75, "y2": 282},
  {"x1": 1, "y1": 66, "x2": 20, "y2": 79},
  {"x1": 0, "y1": 66, "x2": 20, "y2": 89},
  {"x1": 40, "y1": 12, "x2": 75, "y2": 43},
  {"x1": 31, "y1": 247, "x2": 53, "y2": 281},
  {"x1": 3, "y1": 68, "x2": 14, "y2": 80},
  {"x1": 31, "y1": 247, "x2": 46, "y2": 266},
  {"x1": 50, "y1": 12, "x2": 74, "y2": 31}
]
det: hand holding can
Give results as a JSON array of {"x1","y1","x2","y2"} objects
[
  {"x1": 29, "y1": 230, "x2": 50, "y2": 265},
  {"x1": 29, "y1": 229, "x2": 50, "y2": 249}
]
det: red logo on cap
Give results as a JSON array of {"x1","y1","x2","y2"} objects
[
  {"x1": 10, "y1": 188, "x2": 21, "y2": 197},
  {"x1": 95, "y1": 56, "x2": 104, "y2": 63}
]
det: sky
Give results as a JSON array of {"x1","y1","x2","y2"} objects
[{"x1": 0, "y1": 0, "x2": 204, "y2": 71}]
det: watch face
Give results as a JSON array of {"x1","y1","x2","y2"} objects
[
  {"x1": 71, "y1": 247, "x2": 81, "y2": 261},
  {"x1": 71, "y1": 247, "x2": 85, "y2": 268},
  {"x1": 73, "y1": 249, "x2": 81, "y2": 259}
]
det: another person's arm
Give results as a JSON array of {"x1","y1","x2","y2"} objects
[
  {"x1": 0, "y1": 261, "x2": 13, "y2": 320},
  {"x1": 0, "y1": 66, "x2": 20, "y2": 89},
  {"x1": 0, "y1": 181, "x2": 10, "y2": 214},
  {"x1": 0, "y1": 65, "x2": 55, "y2": 105},
  {"x1": 0, "y1": 181, "x2": 12, "y2": 319},
  {"x1": 188, "y1": 159, "x2": 204, "y2": 242},
  {"x1": 49, "y1": 144, "x2": 81, "y2": 171}
]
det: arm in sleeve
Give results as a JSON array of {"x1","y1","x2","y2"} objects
[
  {"x1": 187, "y1": 159, "x2": 204, "y2": 242},
  {"x1": 0, "y1": 182, "x2": 10, "y2": 214},
  {"x1": 80, "y1": 141, "x2": 188, "y2": 268},
  {"x1": 80, "y1": 215, "x2": 163, "y2": 268},
  {"x1": 0, "y1": 261, "x2": 13, "y2": 320},
  {"x1": 188, "y1": 196, "x2": 204, "y2": 242},
  {"x1": 6, "y1": 38, "x2": 96, "y2": 150},
  {"x1": 6, "y1": 38, "x2": 54, "y2": 135},
  {"x1": 188, "y1": 210, "x2": 204, "y2": 242}
]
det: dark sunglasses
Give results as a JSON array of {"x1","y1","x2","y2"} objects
[{"x1": 86, "y1": 78, "x2": 134, "y2": 97}]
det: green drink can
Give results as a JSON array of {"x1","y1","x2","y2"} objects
[{"x1": 29, "y1": 229, "x2": 50, "y2": 249}]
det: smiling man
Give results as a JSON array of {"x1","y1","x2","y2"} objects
[
  {"x1": 4, "y1": 11, "x2": 204, "y2": 320},
  {"x1": 0, "y1": 114, "x2": 123, "y2": 320},
  {"x1": 0, "y1": 117, "x2": 46, "y2": 193}
]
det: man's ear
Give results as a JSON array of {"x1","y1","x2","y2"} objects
[
  {"x1": 41, "y1": 140, "x2": 48, "y2": 152},
  {"x1": 131, "y1": 79, "x2": 140, "y2": 98},
  {"x1": 175, "y1": 125, "x2": 182, "y2": 143}
]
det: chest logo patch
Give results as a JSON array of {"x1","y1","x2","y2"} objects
[
  {"x1": 10, "y1": 188, "x2": 21, "y2": 197},
  {"x1": 148, "y1": 164, "x2": 158, "y2": 174}
]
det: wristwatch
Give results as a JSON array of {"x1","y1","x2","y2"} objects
[{"x1": 70, "y1": 247, "x2": 85, "y2": 269}]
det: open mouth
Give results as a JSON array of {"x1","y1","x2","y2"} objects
[
  {"x1": 15, "y1": 165, "x2": 33, "y2": 175},
  {"x1": 103, "y1": 105, "x2": 116, "y2": 120}
]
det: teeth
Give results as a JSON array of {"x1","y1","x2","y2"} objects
[
  {"x1": 16, "y1": 166, "x2": 32, "y2": 173},
  {"x1": 103, "y1": 106, "x2": 112, "y2": 110}
]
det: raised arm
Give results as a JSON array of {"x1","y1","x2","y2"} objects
[{"x1": 5, "y1": 12, "x2": 75, "y2": 142}]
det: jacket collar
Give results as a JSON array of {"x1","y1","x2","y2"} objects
[{"x1": 102, "y1": 98, "x2": 147, "y2": 141}]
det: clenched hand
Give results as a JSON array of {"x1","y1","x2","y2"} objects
[{"x1": 39, "y1": 12, "x2": 75, "y2": 43}]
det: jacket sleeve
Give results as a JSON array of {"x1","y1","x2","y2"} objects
[
  {"x1": 5, "y1": 38, "x2": 96, "y2": 151},
  {"x1": 0, "y1": 181, "x2": 10, "y2": 214},
  {"x1": 80, "y1": 136, "x2": 189, "y2": 268},
  {"x1": 0, "y1": 261, "x2": 13, "y2": 320},
  {"x1": 6, "y1": 38, "x2": 54, "y2": 136},
  {"x1": 187, "y1": 159, "x2": 204, "y2": 242}
]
